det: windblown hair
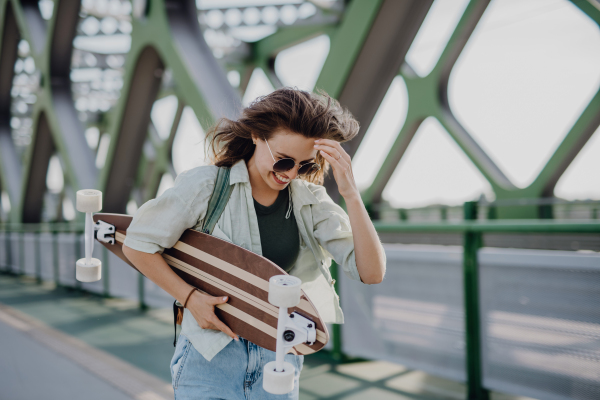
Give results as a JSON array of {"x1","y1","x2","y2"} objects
[{"x1": 204, "y1": 87, "x2": 359, "y2": 185}]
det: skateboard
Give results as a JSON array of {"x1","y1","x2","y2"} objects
[{"x1": 74, "y1": 189, "x2": 328, "y2": 394}]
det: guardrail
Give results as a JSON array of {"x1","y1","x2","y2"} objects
[
  {"x1": 331, "y1": 201, "x2": 600, "y2": 400},
  {"x1": 2, "y1": 201, "x2": 600, "y2": 400}
]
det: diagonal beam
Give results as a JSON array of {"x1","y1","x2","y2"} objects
[
  {"x1": 362, "y1": 0, "x2": 515, "y2": 207},
  {"x1": 20, "y1": 0, "x2": 47, "y2": 54},
  {"x1": 165, "y1": 0, "x2": 240, "y2": 120},
  {"x1": 316, "y1": 0, "x2": 433, "y2": 202},
  {"x1": 436, "y1": 0, "x2": 512, "y2": 191},
  {"x1": 0, "y1": 2, "x2": 22, "y2": 221},
  {"x1": 253, "y1": 24, "x2": 334, "y2": 61},
  {"x1": 336, "y1": 0, "x2": 433, "y2": 158},
  {"x1": 21, "y1": 112, "x2": 55, "y2": 222},
  {"x1": 101, "y1": 46, "x2": 165, "y2": 213},
  {"x1": 45, "y1": 0, "x2": 97, "y2": 193},
  {"x1": 527, "y1": 86, "x2": 600, "y2": 198}
]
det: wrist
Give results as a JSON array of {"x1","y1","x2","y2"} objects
[
  {"x1": 181, "y1": 286, "x2": 198, "y2": 308},
  {"x1": 342, "y1": 191, "x2": 362, "y2": 204}
]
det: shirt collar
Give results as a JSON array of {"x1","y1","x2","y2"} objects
[{"x1": 229, "y1": 158, "x2": 320, "y2": 207}]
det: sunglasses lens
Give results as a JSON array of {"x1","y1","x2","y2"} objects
[
  {"x1": 273, "y1": 159, "x2": 295, "y2": 172},
  {"x1": 298, "y1": 163, "x2": 319, "y2": 175}
]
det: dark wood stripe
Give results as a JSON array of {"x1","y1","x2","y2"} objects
[
  {"x1": 100, "y1": 213, "x2": 328, "y2": 351},
  {"x1": 215, "y1": 308, "x2": 276, "y2": 351},
  {"x1": 172, "y1": 267, "x2": 278, "y2": 328},
  {"x1": 167, "y1": 246, "x2": 269, "y2": 303},
  {"x1": 179, "y1": 229, "x2": 286, "y2": 281},
  {"x1": 167, "y1": 243, "x2": 325, "y2": 331}
]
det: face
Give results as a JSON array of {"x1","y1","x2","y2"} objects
[{"x1": 250, "y1": 130, "x2": 319, "y2": 191}]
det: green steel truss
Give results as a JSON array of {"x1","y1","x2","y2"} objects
[{"x1": 0, "y1": 0, "x2": 598, "y2": 226}]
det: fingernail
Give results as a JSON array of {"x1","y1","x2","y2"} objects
[
  {"x1": 223, "y1": 297, "x2": 228, "y2": 301},
  {"x1": 234, "y1": 336, "x2": 239, "y2": 341}
]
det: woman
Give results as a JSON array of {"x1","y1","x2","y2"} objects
[{"x1": 122, "y1": 88, "x2": 386, "y2": 399}]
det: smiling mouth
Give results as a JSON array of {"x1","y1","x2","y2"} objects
[{"x1": 272, "y1": 171, "x2": 289, "y2": 184}]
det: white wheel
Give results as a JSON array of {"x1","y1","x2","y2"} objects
[
  {"x1": 76, "y1": 258, "x2": 102, "y2": 282},
  {"x1": 76, "y1": 189, "x2": 102, "y2": 213},
  {"x1": 268, "y1": 275, "x2": 302, "y2": 308},
  {"x1": 263, "y1": 361, "x2": 295, "y2": 394}
]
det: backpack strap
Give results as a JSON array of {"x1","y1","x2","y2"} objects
[{"x1": 201, "y1": 166, "x2": 234, "y2": 234}]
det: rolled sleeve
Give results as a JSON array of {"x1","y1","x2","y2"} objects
[
  {"x1": 124, "y1": 166, "x2": 216, "y2": 254},
  {"x1": 310, "y1": 186, "x2": 362, "y2": 282}
]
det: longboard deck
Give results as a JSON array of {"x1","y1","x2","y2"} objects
[{"x1": 93, "y1": 213, "x2": 329, "y2": 355}]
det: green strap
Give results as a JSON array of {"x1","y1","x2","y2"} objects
[{"x1": 201, "y1": 166, "x2": 233, "y2": 235}]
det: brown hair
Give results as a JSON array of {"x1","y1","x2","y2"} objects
[{"x1": 204, "y1": 87, "x2": 359, "y2": 185}]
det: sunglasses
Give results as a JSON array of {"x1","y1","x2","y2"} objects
[{"x1": 263, "y1": 138, "x2": 320, "y2": 176}]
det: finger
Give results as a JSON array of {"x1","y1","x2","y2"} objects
[
  {"x1": 211, "y1": 316, "x2": 239, "y2": 341},
  {"x1": 316, "y1": 139, "x2": 351, "y2": 163},
  {"x1": 315, "y1": 144, "x2": 342, "y2": 162},
  {"x1": 209, "y1": 295, "x2": 229, "y2": 305},
  {"x1": 320, "y1": 149, "x2": 345, "y2": 170}
]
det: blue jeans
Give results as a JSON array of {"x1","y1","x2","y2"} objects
[{"x1": 170, "y1": 334, "x2": 304, "y2": 399}]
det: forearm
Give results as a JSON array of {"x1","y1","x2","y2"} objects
[
  {"x1": 343, "y1": 194, "x2": 386, "y2": 284},
  {"x1": 122, "y1": 245, "x2": 193, "y2": 304}
]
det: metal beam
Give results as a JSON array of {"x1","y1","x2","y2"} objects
[
  {"x1": 0, "y1": 1, "x2": 22, "y2": 221},
  {"x1": 102, "y1": 46, "x2": 164, "y2": 213},
  {"x1": 316, "y1": 0, "x2": 433, "y2": 203}
]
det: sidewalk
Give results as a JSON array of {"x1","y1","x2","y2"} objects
[{"x1": 0, "y1": 272, "x2": 531, "y2": 400}]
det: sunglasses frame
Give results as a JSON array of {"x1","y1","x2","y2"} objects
[{"x1": 263, "y1": 138, "x2": 321, "y2": 176}]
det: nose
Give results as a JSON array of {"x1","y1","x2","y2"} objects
[{"x1": 286, "y1": 165, "x2": 299, "y2": 180}]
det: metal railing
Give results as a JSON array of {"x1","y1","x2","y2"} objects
[
  {"x1": 361, "y1": 201, "x2": 600, "y2": 400},
  {"x1": 2, "y1": 201, "x2": 600, "y2": 400}
]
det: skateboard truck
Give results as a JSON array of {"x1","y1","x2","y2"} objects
[
  {"x1": 94, "y1": 220, "x2": 115, "y2": 245},
  {"x1": 75, "y1": 189, "x2": 104, "y2": 283},
  {"x1": 263, "y1": 275, "x2": 316, "y2": 395},
  {"x1": 283, "y1": 312, "x2": 317, "y2": 346}
]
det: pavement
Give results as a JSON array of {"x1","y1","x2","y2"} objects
[{"x1": 0, "y1": 272, "x2": 534, "y2": 400}]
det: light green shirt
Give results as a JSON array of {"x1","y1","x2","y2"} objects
[{"x1": 124, "y1": 158, "x2": 373, "y2": 361}]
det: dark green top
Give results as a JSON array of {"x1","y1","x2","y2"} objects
[{"x1": 253, "y1": 188, "x2": 300, "y2": 273}]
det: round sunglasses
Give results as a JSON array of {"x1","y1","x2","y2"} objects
[{"x1": 263, "y1": 139, "x2": 320, "y2": 176}]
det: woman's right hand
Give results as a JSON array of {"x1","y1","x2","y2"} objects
[{"x1": 187, "y1": 291, "x2": 239, "y2": 341}]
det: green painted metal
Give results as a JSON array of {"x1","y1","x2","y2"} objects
[
  {"x1": 359, "y1": 0, "x2": 600, "y2": 219},
  {"x1": 526, "y1": 85, "x2": 600, "y2": 199},
  {"x1": 463, "y1": 201, "x2": 489, "y2": 400},
  {"x1": 373, "y1": 219, "x2": 600, "y2": 233},
  {"x1": 315, "y1": 0, "x2": 384, "y2": 98},
  {"x1": 52, "y1": 231, "x2": 59, "y2": 286},
  {"x1": 139, "y1": 273, "x2": 147, "y2": 311},
  {"x1": 252, "y1": 24, "x2": 334, "y2": 61},
  {"x1": 329, "y1": 259, "x2": 343, "y2": 361},
  {"x1": 1, "y1": 211, "x2": 599, "y2": 399},
  {"x1": 0, "y1": 1, "x2": 598, "y2": 397},
  {"x1": 95, "y1": 1, "x2": 239, "y2": 212}
]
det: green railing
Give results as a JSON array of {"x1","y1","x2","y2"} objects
[
  {"x1": 367, "y1": 201, "x2": 600, "y2": 400},
  {"x1": 2, "y1": 202, "x2": 600, "y2": 400}
]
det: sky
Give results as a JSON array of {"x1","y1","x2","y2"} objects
[{"x1": 136, "y1": 0, "x2": 600, "y2": 208}]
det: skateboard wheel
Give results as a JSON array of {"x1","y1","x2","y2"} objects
[
  {"x1": 76, "y1": 189, "x2": 102, "y2": 213},
  {"x1": 268, "y1": 275, "x2": 301, "y2": 308},
  {"x1": 263, "y1": 361, "x2": 295, "y2": 394},
  {"x1": 76, "y1": 258, "x2": 102, "y2": 282}
]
